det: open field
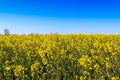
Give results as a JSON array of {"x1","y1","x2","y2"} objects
[{"x1": 0, "y1": 34, "x2": 120, "y2": 80}]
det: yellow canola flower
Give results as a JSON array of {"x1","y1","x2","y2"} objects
[
  {"x1": 14, "y1": 65, "x2": 24, "y2": 77},
  {"x1": 111, "y1": 77, "x2": 119, "y2": 80},
  {"x1": 106, "y1": 62, "x2": 111, "y2": 69},
  {"x1": 101, "y1": 76, "x2": 105, "y2": 80},
  {"x1": 5, "y1": 60, "x2": 9, "y2": 64},
  {"x1": 83, "y1": 71, "x2": 89, "y2": 75},
  {"x1": 80, "y1": 76, "x2": 87, "y2": 80},
  {"x1": 78, "y1": 55, "x2": 92, "y2": 68},
  {"x1": 5, "y1": 66, "x2": 11, "y2": 71},
  {"x1": 94, "y1": 63, "x2": 100, "y2": 72},
  {"x1": 112, "y1": 52, "x2": 117, "y2": 56},
  {"x1": 42, "y1": 58, "x2": 48, "y2": 65},
  {"x1": 106, "y1": 57, "x2": 110, "y2": 61},
  {"x1": 31, "y1": 61, "x2": 40, "y2": 72}
]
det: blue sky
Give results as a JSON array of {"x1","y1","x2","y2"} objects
[{"x1": 0, "y1": 0, "x2": 120, "y2": 34}]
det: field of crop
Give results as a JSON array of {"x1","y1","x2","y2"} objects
[{"x1": 0, "y1": 34, "x2": 120, "y2": 80}]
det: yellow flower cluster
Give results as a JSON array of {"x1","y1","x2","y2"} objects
[
  {"x1": 78, "y1": 55, "x2": 92, "y2": 68},
  {"x1": 0, "y1": 34, "x2": 120, "y2": 80}
]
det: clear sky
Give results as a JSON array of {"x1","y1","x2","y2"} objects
[{"x1": 0, "y1": 0, "x2": 120, "y2": 34}]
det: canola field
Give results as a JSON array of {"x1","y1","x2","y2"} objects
[{"x1": 0, "y1": 34, "x2": 120, "y2": 80}]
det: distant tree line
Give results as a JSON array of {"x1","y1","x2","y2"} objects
[{"x1": 0, "y1": 29, "x2": 59, "y2": 36}]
